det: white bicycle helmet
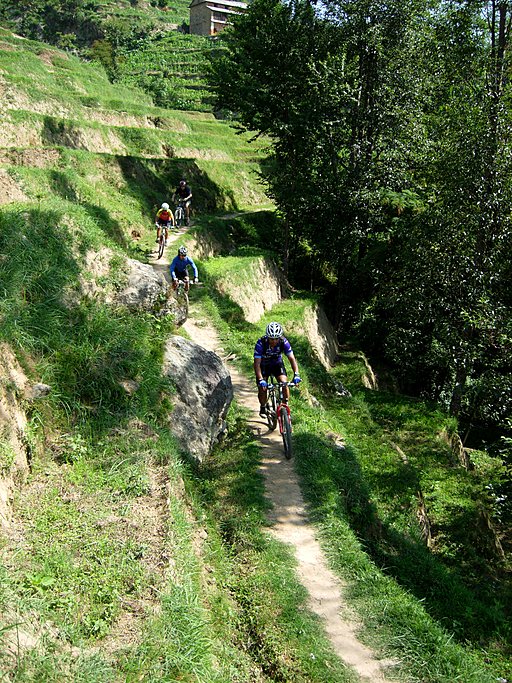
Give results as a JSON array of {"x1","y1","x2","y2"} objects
[
  {"x1": 161, "y1": 202, "x2": 169, "y2": 210},
  {"x1": 266, "y1": 322, "x2": 283, "y2": 338},
  {"x1": 178, "y1": 245, "x2": 188, "y2": 256}
]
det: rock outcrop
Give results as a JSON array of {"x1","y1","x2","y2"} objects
[
  {"x1": 75, "y1": 251, "x2": 187, "y2": 324},
  {"x1": 116, "y1": 259, "x2": 168, "y2": 311},
  {"x1": 214, "y1": 256, "x2": 283, "y2": 323},
  {"x1": 303, "y1": 303, "x2": 339, "y2": 369},
  {"x1": 163, "y1": 336, "x2": 233, "y2": 460}
]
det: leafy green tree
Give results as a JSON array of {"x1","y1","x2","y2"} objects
[
  {"x1": 210, "y1": 0, "x2": 512, "y2": 437},
  {"x1": 0, "y1": 0, "x2": 103, "y2": 46},
  {"x1": 210, "y1": 0, "x2": 432, "y2": 326},
  {"x1": 368, "y1": 0, "x2": 512, "y2": 427}
]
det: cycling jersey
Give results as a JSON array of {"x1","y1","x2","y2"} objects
[
  {"x1": 254, "y1": 336, "x2": 293, "y2": 364},
  {"x1": 169, "y1": 255, "x2": 198, "y2": 280},
  {"x1": 156, "y1": 208, "x2": 173, "y2": 223},
  {"x1": 175, "y1": 184, "x2": 192, "y2": 200}
]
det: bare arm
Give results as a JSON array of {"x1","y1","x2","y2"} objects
[
  {"x1": 254, "y1": 357, "x2": 263, "y2": 381},
  {"x1": 287, "y1": 352, "x2": 299, "y2": 375}
]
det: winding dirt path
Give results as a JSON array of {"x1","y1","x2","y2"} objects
[
  {"x1": 183, "y1": 313, "x2": 396, "y2": 682},
  {"x1": 151, "y1": 229, "x2": 395, "y2": 682}
]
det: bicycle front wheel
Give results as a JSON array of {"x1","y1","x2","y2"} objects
[
  {"x1": 266, "y1": 391, "x2": 277, "y2": 431},
  {"x1": 280, "y1": 406, "x2": 292, "y2": 459},
  {"x1": 157, "y1": 232, "x2": 165, "y2": 259}
]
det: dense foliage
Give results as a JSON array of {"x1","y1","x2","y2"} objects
[
  {"x1": 0, "y1": 0, "x2": 104, "y2": 49},
  {"x1": 209, "y1": 0, "x2": 512, "y2": 450}
]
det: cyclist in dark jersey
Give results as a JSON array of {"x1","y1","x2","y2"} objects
[
  {"x1": 254, "y1": 321, "x2": 301, "y2": 418},
  {"x1": 172, "y1": 179, "x2": 192, "y2": 226}
]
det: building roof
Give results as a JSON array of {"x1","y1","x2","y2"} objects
[
  {"x1": 190, "y1": 0, "x2": 247, "y2": 8},
  {"x1": 206, "y1": 4, "x2": 243, "y2": 13}
]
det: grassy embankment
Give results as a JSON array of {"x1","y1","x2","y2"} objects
[
  {"x1": 0, "y1": 30, "x2": 353, "y2": 683},
  {"x1": 0, "y1": 28, "x2": 509, "y2": 683},
  {"x1": 190, "y1": 212, "x2": 511, "y2": 683}
]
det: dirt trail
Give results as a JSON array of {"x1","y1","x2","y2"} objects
[{"x1": 151, "y1": 229, "x2": 395, "y2": 682}]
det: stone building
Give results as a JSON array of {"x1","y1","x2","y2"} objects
[{"x1": 189, "y1": 0, "x2": 247, "y2": 36}]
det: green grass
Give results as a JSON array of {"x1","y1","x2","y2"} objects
[
  {"x1": 191, "y1": 280, "x2": 510, "y2": 682},
  {"x1": 116, "y1": 32, "x2": 216, "y2": 112},
  {"x1": 0, "y1": 22, "x2": 510, "y2": 683},
  {"x1": 190, "y1": 402, "x2": 359, "y2": 683}
]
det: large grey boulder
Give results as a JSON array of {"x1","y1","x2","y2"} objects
[
  {"x1": 163, "y1": 336, "x2": 233, "y2": 460},
  {"x1": 116, "y1": 259, "x2": 168, "y2": 311},
  {"x1": 115, "y1": 258, "x2": 187, "y2": 324}
]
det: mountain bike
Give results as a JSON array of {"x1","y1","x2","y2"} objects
[
  {"x1": 156, "y1": 222, "x2": 170, "y2": 259},
  {"x1": 264, "y1": 378, "x2": 297, "y2": 459},
  {"x1": 173, "y1": 277, "x2": 200, "y2": 301},
  {"x1": 174, "y1": 201, "x2": 187, "y2": 228}
]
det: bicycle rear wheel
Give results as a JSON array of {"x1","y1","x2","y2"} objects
[{"x1": 280, "y1": 406, "x2": 292, "y2": 459}]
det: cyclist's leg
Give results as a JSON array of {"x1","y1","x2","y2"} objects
[
  {"x1": 257, "y1": 364, "x2": 270, "y2": 410},
  {"x1": 173, "y1": 271, "x2": 183, "y2": 290},
  {"x1": 185, "y1": 200, "x2": 191, "y2": 225},
  {"x1": 257, "y1": 384, "x2": 268, "y2": 408},
  {"x1": 276, "y1": 362, "x2": 289, "y2": 401}
]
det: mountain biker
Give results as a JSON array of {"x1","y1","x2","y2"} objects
[
  {"x1": 172, "y1": 179, "x2": 192, "y2": 226},
  {"x1": 155, "y1": 202, "x2": 174, "y2": 245},
  {"x1": 169, "y1": 245, "x2": 198, "y2": 292},
  {"x1": 254, "y1": 321, "x2": 301, "y2": 418}
]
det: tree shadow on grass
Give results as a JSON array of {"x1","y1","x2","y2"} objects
[
  {"x1": 115, "y1": 155, "x2": 241, "y2": 222},
  {"x1": 193, "y1": 414, "x2": 270, "y2": 551},
  {"x1": 208, "y1": 282, "x2": 254, "y2": 333},
  {"x1": 48, "y1": 169, "x2": 126, "y2": 247},
  {"x1": 293, "y1": 429, "x2": 511, "y2": 651},
  {"x1": 0, "y1": 205, "x2": 170, "y2": 435}
]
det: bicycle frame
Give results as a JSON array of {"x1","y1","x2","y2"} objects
[
  {"x1": 173, "y1": 277, "x2": 199, "y2": 298},
  {"x1": 157, "y1": 223, "x2": 169, "y2": 259},
  {"x1": 267, "y1": 380, "x2": 294, "y2": 415},
  {"x1": 175, "y1": 201, "x2": 186, "y2": 226},
  {"x1": 266, "y1": 379, "x2": 296, "y2": 458}
]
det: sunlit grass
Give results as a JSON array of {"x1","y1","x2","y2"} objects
[
  {"x1": 0, "y1": 23, "x2": 509, "y2": 683},
  {"x1": 193, "y1": 284, "x2": 509, "y2": 682}
]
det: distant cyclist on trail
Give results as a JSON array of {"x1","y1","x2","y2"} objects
[
  {"x1": 169, "y1": 245, "x2": 198, "y2": 292},
  {"x1": 172, "y1": 179, "x2": 192, "y2": 226},
  {"x1": 155, "y1": 202, "x2": 174, "y2": 245},
  {"x1": 254, "y1": 322, "x2": 301, "y2": 418}
]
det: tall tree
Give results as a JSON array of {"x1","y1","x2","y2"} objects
[{"x1": 210, "y1": 0, "x2": 431, "y2": 326}]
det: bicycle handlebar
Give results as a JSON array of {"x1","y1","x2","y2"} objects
[{"x1": 266, "y1": 381, "x2": 297, "y2": 389}]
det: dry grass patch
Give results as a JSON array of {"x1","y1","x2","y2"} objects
[{"x1": 0, "y1": 168, "x2": 28, "y2": 203}]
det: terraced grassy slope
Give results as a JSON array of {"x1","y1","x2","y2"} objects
[
  {"x1": 117, "y1": 32, "x2": 217, "y2": 111},
  {"x1": 96, "y1": 0, "x2": 191, "y2": 29},
  {"x1": 0, "y1": 27, "x2": 270, "y2": 245},
  {"x1": 91, "y1": 0, "x2": 216, "y2": 110}
]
